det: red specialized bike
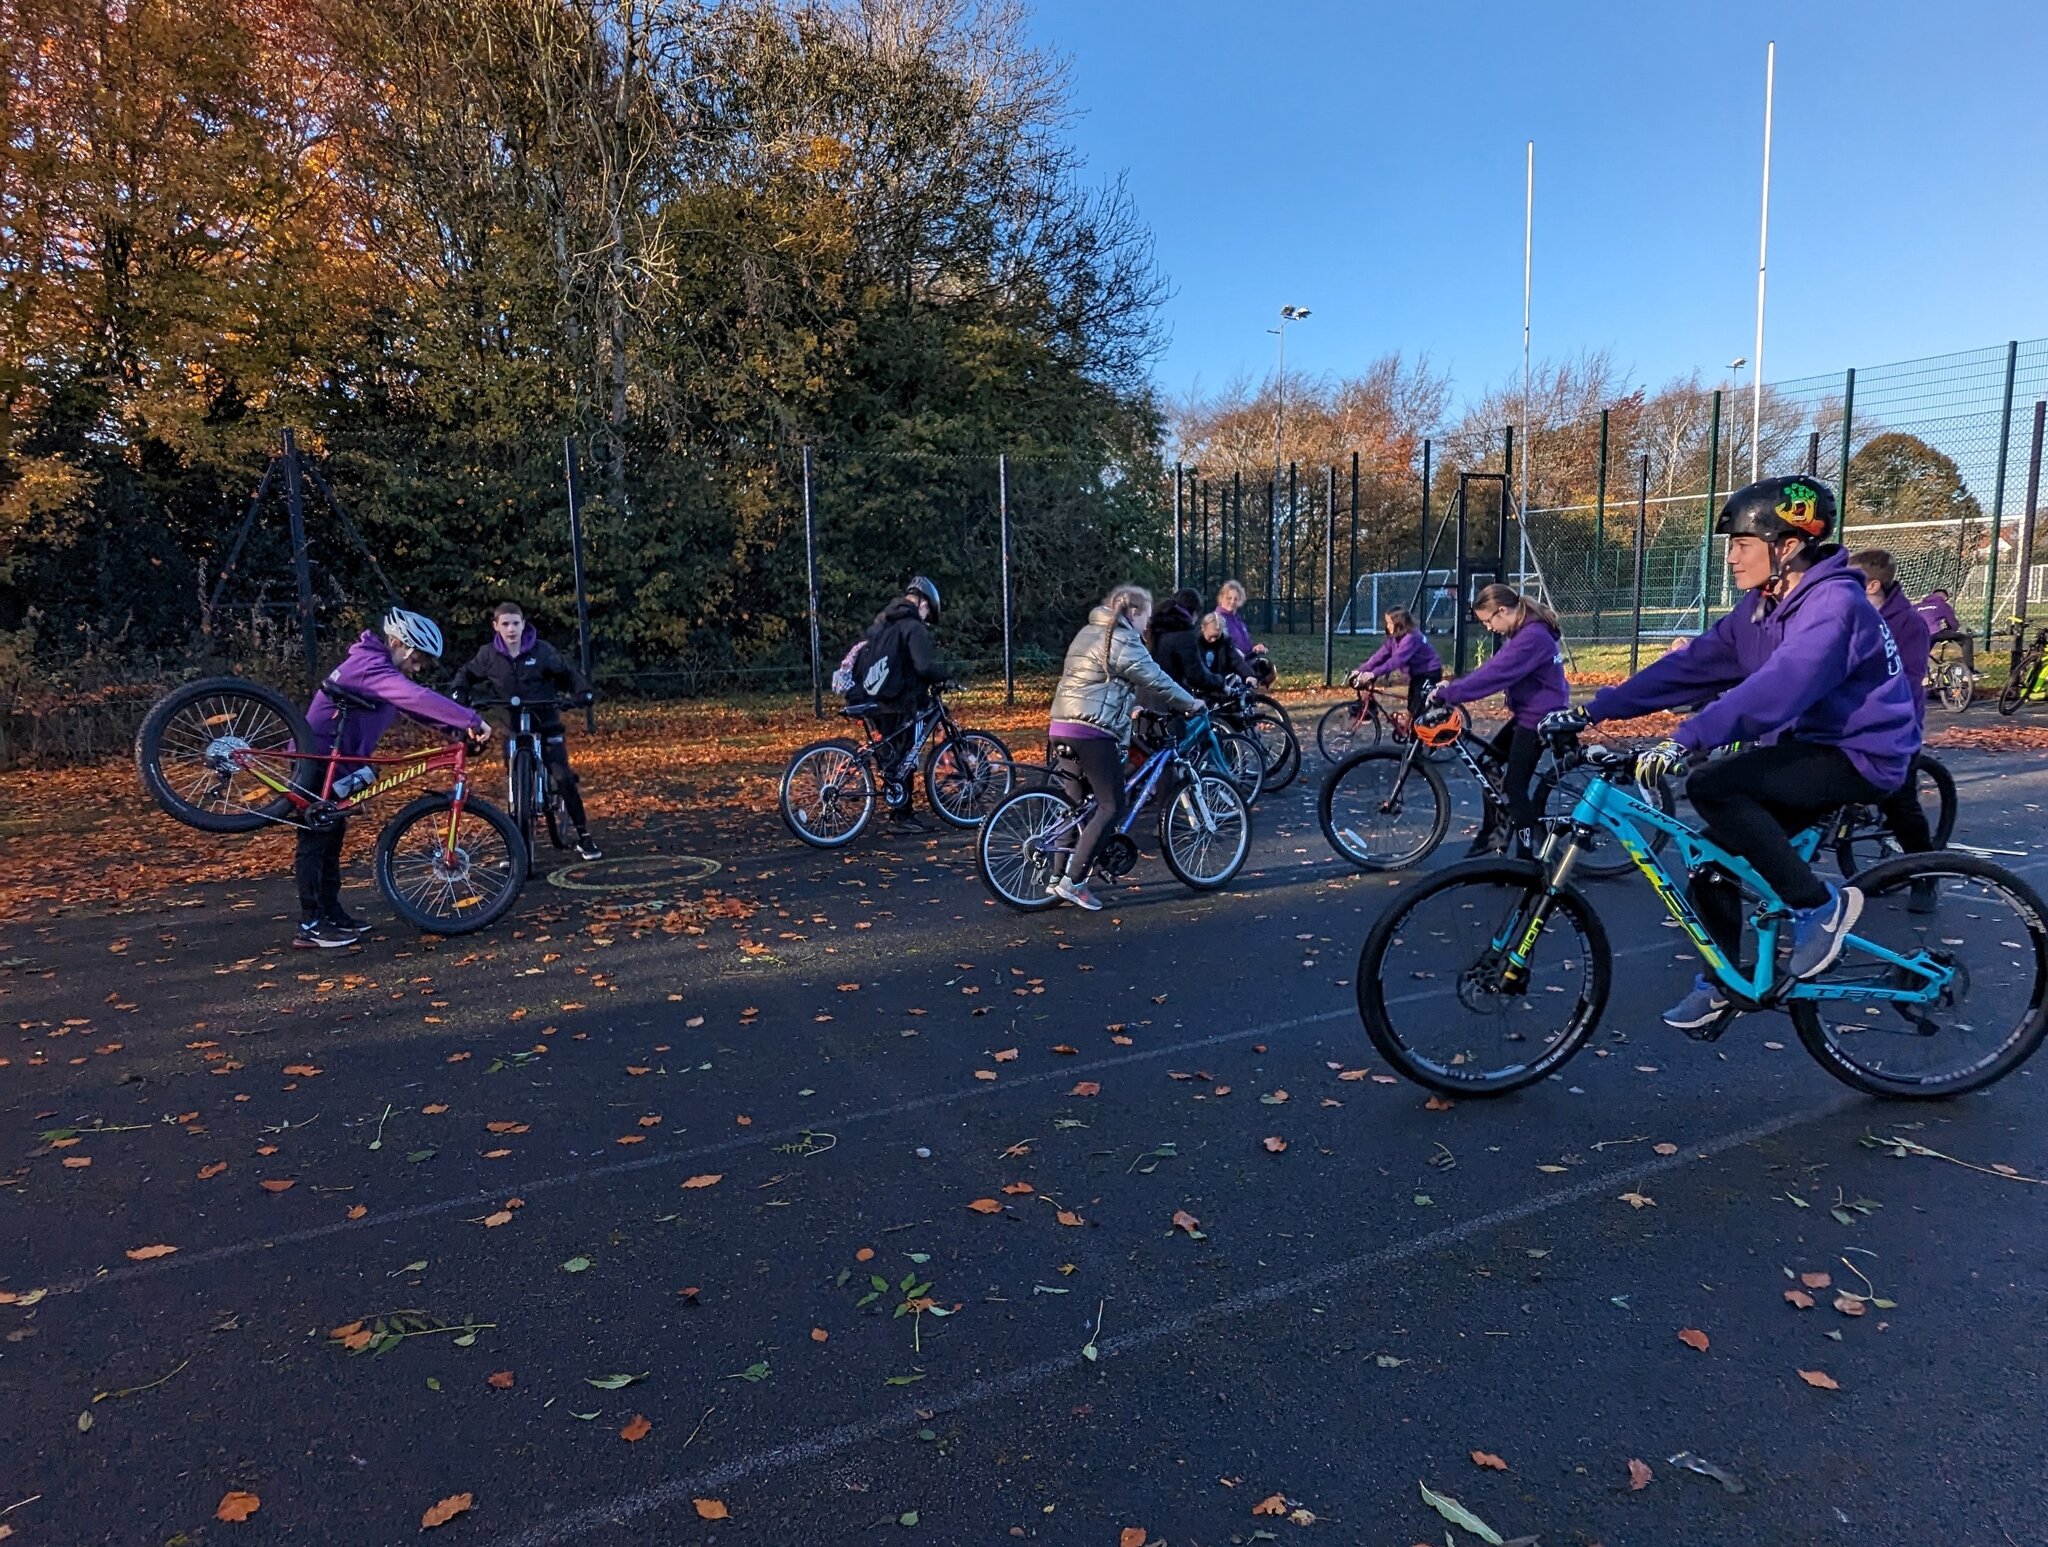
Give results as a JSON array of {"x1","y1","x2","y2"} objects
[{"x1": 135, "y1": 677, "x2": 527, "y2": 934}]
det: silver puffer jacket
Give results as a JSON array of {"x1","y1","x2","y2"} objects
[{"x1": 1049, "y1": 605, "x2": 1202, "y2": 748}]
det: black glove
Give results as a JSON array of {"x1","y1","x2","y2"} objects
[{"x1": 1539, "y1": 706, "x2": 1591, "y2": 738}]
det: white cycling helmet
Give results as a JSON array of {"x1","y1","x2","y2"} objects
[{"x1": 381, "y1": 606, "x2": 445, "y2": 658}]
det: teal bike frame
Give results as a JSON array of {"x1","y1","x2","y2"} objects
[{"x1": 1497, "y1": 757, "x2": 1953, "y2": 1013}]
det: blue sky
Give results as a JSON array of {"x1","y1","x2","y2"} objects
[{"x1": 1023, "y1": 0, "x2": 2048, "y2": 408}]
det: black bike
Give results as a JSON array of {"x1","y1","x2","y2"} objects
[
  {"x1": 779, "y1": 686, "x2": 1014, "y2": 847},
  {"x1": 469, "y1": 694, "x2": 592, "y2": 863},
  {"x1": 1214, "y1": 683, "x2": 1301, "y2": 792}
]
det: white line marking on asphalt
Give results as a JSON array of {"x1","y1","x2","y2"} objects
[{"x1": 483, "y1": 1095, "x2": 1851, "y2": 1546}]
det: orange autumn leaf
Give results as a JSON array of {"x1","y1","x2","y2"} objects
[
  {"x1": 259, "y1": 1179, "x2": 296, "y2": 1193},
  {"x1": 422, "y1": 1103, "x2": 449, "y2": 1114},
  {"x1": 282, "y1": 1064, "x2": 322, "y2": 1077},
  {"x1": 1653, "y1": 1142, "x2": 1679, "y2": 1155},
  {"x1": 811, "y1": 1327, "x2": 829, "y2": 1343},
  {"x1": 487, "y1": 1370, "x2": 514, "y2": 1389},
  {"x1": 855, "y1": 1247, "x2": 875, "y2": 1262},
  {"x1": 967, "y1": 1198, "x2": 1003, "y2": 1214},
  {"x1": 637, "y1": 1115, "x2": 661, "y2": 1128},
  {"x1": 1055, "y1": 1210, "x2": 1083, "y2": 1227},
  {"x1": 1471, "y1": 1450, "x2": 1508, "y2": 1471},
  {"x1": 693, "y1": 1499, "x2": 729, "y2": 1520},
  {"x1": 198, "y1": 1162, "x2": 228, "y2": 1180},
  {"x1": 1799, "y1": 1271, "x2": 1832, "y2": 1289},
  {"x1": 1251, "y1": 1493, "x2": 1287, "y2": 1516},
  {"x1": 1052, "y1": 1044, "x2": 1078, "y2": 1055},
  {"x1": 1001, "y1": 1181, "x2": 1034, "y2": 1195},
  {"x1": 620, "y1": 1414, "x2": 652, "y2": 1442},
  {"x1": 625, "y1": 1066, "x2": 652, "y2": 1076},
  {"x1": 346, "y1": 1203, "x2": 367, "y2": 1220},
  {"x1": 125, "y1": 1244, "x2": 177, "y2": 1261},
  {"x1": 1171, "y1": 1209, "x2": 1201, "y2": 1235},
  {"x1": 482, "y1": 1148, "x2": 512, "y2": 1160},
  {"x1": 485, "y1": 1121, "x2": 529, "y2": 1135},
  {"x1": 1834, "y1": 1295, "x2": 1867, "y2": 1317},
  {"x1": 343, "y1": 1329, "x2": 374, "y2": 1351},
  {"x1": 421, "y1": 1492, "x2": 474, "y2": 1529},
  {"x1": 1797, "y1": 1368, "x2": 1841, "y2": 1390},
  {"x1": 1261, "y1": 1136, "x2": 1288, "y2": 1154},
  {"x1": 1069, "y1": 1081, "x2": 1101, "y2": 1097},
  {"x1": 481, "y1": 1211, "x2": 513, "y2": 1228},
  {"x1": 1627, "y1": 1457, "x2": 1652, "y2": 1490},
  {"x1": 616, "y1": 1134, "x2": 645, "y2": 1145},
  {"x1": 973, "y1": 1070, "x2": 998, "y2": 1081},
  {"x1": 330, "y1": 1320, "x2": 364, "y2": 1339},
  {"x1": 62, "y1": 1155, "x2": 91, "y2": 1169},
  {"x1": 681, "y1": 1173, "x2": 722, "y2": 1190},
  {"x1": 1784, "y1": 1289, "x2": 1815, "y2": 1309},
  {"x1": 1677, "y1": 1327, "x2": 1710, "y2": 1351},
  {"x1": 215, "y1": 1490, "x2": 261, "y2": 1522},
  {"x1": 993, "y1": 1047, "x2": 1019, "y2": 1062},
  {"x1": 1424, "y1": 1094, "x2": 1454, "y2": 1111},
  {"x1": 1121, "y1": 1530, "x2": 1148, "y2": 1547}
]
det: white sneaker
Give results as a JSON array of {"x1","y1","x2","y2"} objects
[{"x1": 1050, "y1": 876, "x2": 1103, "y2": 911}]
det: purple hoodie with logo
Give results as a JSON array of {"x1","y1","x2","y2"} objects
[
  {"x1": 1356, "y1": 629, "x2": 1443, "y2": 680},
  {"x1": 1439, "y1": 621, "x2": 1568, "y2": 727},
  {"x1": 1872, "y1": 581, "x2": 1931, "y2": 727},
  {"x1": 1586, "y1": 549, "x2": 1919, "y2": 790},
  {"x1": 307, "y1": 631, "x2": 485, "y2": 773}
]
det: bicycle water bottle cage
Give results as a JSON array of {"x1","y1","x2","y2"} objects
[{"x1": 1415, "y1": 704, "x2": 1467, "y2": 749}]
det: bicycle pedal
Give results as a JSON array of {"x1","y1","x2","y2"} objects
[{"x1": 1677, "y1": 1004, "x2": 1741, "y2": 1043}]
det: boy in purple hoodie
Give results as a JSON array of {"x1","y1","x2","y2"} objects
[
  {"x1": 1543, "y1": 477, "x2": 1918, "y2": 1028},
  {"x1": 1349, "y1": 607, "x2": 1444, "y2": 718},
  {"x1": 296, "y1": 608, "x2": 490, "y2": 948},
  {"x1": 1432, "y1": 583, "x2": 1568, "y2": 854},
  {"x1": 1854, "y1": 550, "x2": 1938, "y2": 902}
]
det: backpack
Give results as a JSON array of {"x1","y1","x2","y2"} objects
[{"x1": 852, "y1": 632, "x2": 907, "y2": 703}]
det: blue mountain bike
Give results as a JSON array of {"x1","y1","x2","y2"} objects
[
  {"x1": 976, "y1": 711, "x2": 1252, "y2": 909},
  {"x1": 1356, "y1": 743, "x2": 2048, "y2": 1098}
]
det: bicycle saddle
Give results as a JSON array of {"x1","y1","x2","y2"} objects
[{"x1": 320, "y1": 678, "x2": 382, "y2": 713}]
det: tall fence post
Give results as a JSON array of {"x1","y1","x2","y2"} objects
[
  {"x1": 1347, "y1": 449, "x2": 1360, "y2": 637},
  {"x1": 1630, "y1": 456, "x2": 1649, "y2": 675},
  {"x1": 1805, "y1": 431, "x2": 1820, "y2": 476},
  {"x1": 280, "y1": 429, "x2": 319, "y2": 693},
  {"x1": 1837, "y1": 366, "x2": 1856, "y2": 500},
  {"x1": 803, "y1": 444, "x2": 821, "y2": 718},
  {"x1": 1702, "y1": 389, "x2": 1721, "y2": 623},
  {"x1": 999, "y1": 452, "x2": 1014, "y2": 707},
  {"x1": 1285, "y1": 461, "x2": 1299, "y2": 631},
  {"x1": 1172, "y1": 464, "x2": 1183, "y2": 591},
  {"x1": 1501, "y1": 426, "x2": 1516, "y2": 586},
  {"x1": 1985, "y1": 340, "x2": 2021, "y2": 643},
  {"x1": 2016, "y1": 401, "x2": 2047, "y2": 625},
  {"x1": 1322, "y1": 464, "x2": 1336, "y2": 685},
  {"x1": 1591, "y1": 408, "x2": 1609, "y2": 640},
  {"x1": 1231, "y1": 471, "x2": 1242, "y2": 590},
  {"x1": 563, "y1": 438, "x2": 596, "y2": 732},
  {"x1": 1266, "y1": 478, "x2": 1279, "y2": 633},
  {"x1": 1419, "y1": 438, "x2": 1432, "y2": 592}
]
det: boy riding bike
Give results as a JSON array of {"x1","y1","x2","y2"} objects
[
  {"x1": 450, "y1": 601, "x2": 602, "y2": 860},
  {"x1": 295, "y1": 608, "x2": 489, "y2": 948},
  {"x1": 843, "y1": 576, "x2": 947, "y2": 826},
  {"x1": 1543, "y1": 476, "x2": 1918, "y2": 1029}
]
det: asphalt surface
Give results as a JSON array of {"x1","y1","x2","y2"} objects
[{"x1": 5, "y1": 733, "x2": 2048, "y2": 1547}]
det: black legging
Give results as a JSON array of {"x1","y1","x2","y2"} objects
[
  {"x1": 1054, "y1": 735, "x2": 1129, "y2": 879},
  {"x1": 295, "y1": 818, "x2": 347, "y2": 921},
  {"x1": 1684, "y1": 741, "x2": 1884, "y2": 961},
  {"x1": 539, "y1": 730, "x2": 588, "y2": 831},
  {"x1": 1485, "y1": 721, "x2": 1543, "y2": 832},
  {"x1": 1873, "y1": 753, "x2": 1935, "y2": 855},
  {"x1": 1406, "y1": 669, "x2": 1443, "y2": 720}
]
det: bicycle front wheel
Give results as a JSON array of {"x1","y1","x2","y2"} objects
[
  {"x1": 1159, "y1": 774, "x2": 1251, "y2": 891},
  {"x1": 975, "y1": 788, "x2": 1072, "y2": 911},
  {"x1": 1794, "y1": 852, "x2": 2048, "y2": 1097},
  {"x1": 1830, "y1": 754, "x2": 1957, "y2": 877},
  {"x1": 1998, "y1": 666, "x2": 2029, "y2": 716},
  {"x1": 780, "y1": 739, "x2": 875, "y2": 847},
  {"x1": 1318, "y1": 748, "x2": 1449, "y2": 871},
  {"x1": 375, "y1": 793, "x2": 527, "y2": 935},
  {"x1": 1937, "y1": 663, "x2": 1972, "y2": 712},
  {"x1": 508, "y1": 743, "x2": 539, "y2": 859},
  {"x1": 1358, "y1": 858, "x2": 1611, "y2": 1095},
  {"x1": 1247, "y1": 696, "x2": 1301, "y2": 791},
  {"x1": 136, "y1": 677, "x2": 314, "y2": 833},
  {"x1": 1317, "y1": 700, "x2": 1379, "y2": 762},
  {"x1": 925, "y1": 730, "x2": 1015, "y2": 828}
]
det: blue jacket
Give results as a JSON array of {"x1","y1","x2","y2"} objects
[
  {"x1": 1585, "y1": 548, "x2": 1918, "y2": 791},
  {"x1": 1440, "y1": 621, "x2": 1569, "y2": 728},
  {"x1": 1872, "y1": 580, "x2": 1931, "y2": 728}
]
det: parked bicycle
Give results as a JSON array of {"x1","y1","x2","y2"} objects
[
  {"x1": 976, "y1": 709, "x2": 1252, "y2": 909},
  {"x1": 1134, "y1": 702, "x2": 1267, "y2": 804},
  {"x1": 136, "y1": 677, "x2": 526, "y2": 934},
  {"x1": 1356, "y1": 740, "x2": 2048, "y2": 1099},
  {"x1": 1998, "y1": 622, "x2": 2048, "y2": 716},
  {"x1": 779, "y1": 686, "x2": 1013, "y2": 847},
  {"x1": 1927, "y1": 639, "x2": 1973, "y2": 713},
  {"x1": 465, "y1": 693, "x2": 593, "y2": 864},
  {"x1": 1314, "y1": 677, "x2": 1455, "y2": 764},
  {"x1": 1220, "y1": 686, "x2": 1301, "y2": 791},
  {"x1": 1317, "y1": 703, "x2": 1674, "y2": 879}
]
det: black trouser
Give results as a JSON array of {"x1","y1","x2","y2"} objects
[
  {"x1": 539, "y1": 729, "x2": 589, "y2": 832},
  {"x1": 866, "y1": 700, "x2": 925, "y2": 806},
  {"x1": 1930, "y1": 626, "x2": 1974, "y2": 672},
  {"x1": 295, "y1": 818, "x2": 347, "y2": 922},
  {"x1": 1683, "y1": 742, "x2": 1883, "y2": 961},
  {"x1": 1874, "y1": 753, "x2": 1934, "y2": 855},
  {"x1": 1483, "y1": 720, "x2": 1542, "y2": 832},
  {"x1": 1054, "y1": 735, "x2": 1128, "y2": 879},
  {"x1": 1406, "y1": 669, "x2": 1443, "y2": 719}
]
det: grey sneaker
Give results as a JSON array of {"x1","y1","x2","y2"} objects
[
  {"x1": 1662, "y1": 975, "x2": 1731, "y2": 1030},
  {"x1": 1050, "y1": 876, "x2": 1103, "y2": 911},
  {"x1": 1788, "y1": 884, "x2": 1863, "y2": 978}
]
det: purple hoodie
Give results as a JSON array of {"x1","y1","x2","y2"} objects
[
  {"x1": 1217, "y1": 606, "x2": 1255, "y2": 660},
  {"x1": 1357, "y1": 629, "x2": 1443, "y2": 680},
  {"x1": 1439, "y1": 621, "x2": 1568, "y2": 728},
  {"x1": 1585, "y1": 549, "x2": 1919, "y2": 790},
  {"x1": 1873, "y1": 581, "x2": 1931, "y2": 727},
  {"x1": 308, "y1": 631, "x2": 485, "y2": 773},
  {"x1": 1914, "y1": 592, "x2": 1960, "y2": 635}
]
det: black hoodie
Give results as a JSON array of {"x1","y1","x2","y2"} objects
[{"x1": 1150, "y1": 602, "x2": 1228, "y2": 694}]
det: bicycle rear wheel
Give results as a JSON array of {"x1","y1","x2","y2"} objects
[
  {"x1": 1247, "y1": 696, "x2": 1300, "y2": 791},
  {"x1": 1794, "y1": 852, "x2": 2048, "y2": 1097},
  {"x1": 1535, "y1": 760, "x2": 1673, "y2": 880},
  {"x1": 1357, "y1": 857, "x2": 1610, "y2": 1095},
  {"x1": 975, "y1": 788, "x2": 1073, "y2": 910},
  {"x1": 780, "y1": 739, "x2": 875, "y2": 847},
  {"x1": 1830, "y1": 754, "x2": 1957, "y2": 876},
  {"x1": 136, "y1": 677, "x2": 314, "y2": 833},
  {"x1": 375, "y1": 793, "x2": 527, "y2": 935},
  {"x1": 1316, "y1": 700, "x2": 1379, "y2": 762},
  {"x1": 1159, "y1": 774, "x2": 1251, "y2": 891},
  {"x1": 1997, "y1": 662, "x2": 2031, "y2": 716},
  {"x1": 1937, "y1": 662, "x2": 1972, "y2": 712},
  {"x1": 925, "y1": 730, "x2": 1015, "y2": 828},
  {"x1": 508, "y1": 743, "x2": 539, "y2": 859},
  {"x1": 1318, "y1": 748, "x2": 1449, "y2": 871},
  {"x1": 1208, "y1": 730, "x2": 1266, "y2": 804}
]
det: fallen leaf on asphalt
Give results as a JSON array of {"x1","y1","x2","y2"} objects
[
  {"x1": 1833, "y1": 1296, "x2": 1867, "y2": 1317},
  {"x1": 485, "y1": 1121, "x2": 529, "y2": 1135},
  {"x1": 346, "y1": 1205, "x2": 367, "y2": 1220},
  {"x1": 1171, "y1": 1209, "x2": 1204, "y2": 1238},
  {"x1": 258, "y1": 1179, "x2": 295, "y2": 1194},
  {"x1": 124, "y1": 1244, "x2": 177, "y2": 1261},
  {"x1": 487, "y1": 1371, "x2": 514, "y2": 1389},
  {"x1": 422, "y1": 1103, "x2": 449, "y2": 1114},
  {"x1": 421, "y1": 1492, "x2": 473, "y2": 1529},
  {"x1": 855, "y1": 1247, "x2": 875, "y2": 1262},
  {"x1": 1677, "y1": 1328, "x2": 1710, "y2": 1351},
  {"x1": 1627, "y1": 1458, "x2": 1652, "y2": 1490},
  {"x1": 1055, "y1": 1210, "x2": 1083, "y2": 1226},
  {"x1": 1121, "y1": 1529, "x2": 1147, "y2": 1547},
  {"x1": 681, "y1": 1174, "x2": 722, "y2": 1189},
  {"x1": 1423, "y1": 1094, "x2": 1453, "y2": 1111},
  {"x1": 620, "y1": 1414, "x2": 652, "y2": 1441},
  {"x1": 215, "y1": 1490, "x2": 260, "y2": 1522},
  {"x1": 1262, "y1": 1136, "x2": 1288, "y2": 1154},
  {"x1": 62, "y1": 1156, "x2": 90, "y2": 1169},
  {"x1": 974, "y1": 1070, "x2": 998, "y2": 1081},
  {"x1": 1799, "y1": 1271, "x2": 1832, "y2": 1288},
  {"x1": 1336, "y1": 1068, "x2": 1371, "y2": 1081},
  {"x1": 1784, "y1": 1290, "x2": 1815, "y2": 1309},
  {"x1": 1252, "y1": 1493, "x2": 1287, "y2": 1516},
  {"x1": 1470, "y1": 1450, "x2": 1508, "y2": 1470},
  {"x1": 1052, "y1": 1044, "x2": 1078, "y2": 1055},
  {"x1": 1797, "y1": 1369, "x2": 1841, "y2": 1390},
  {"x1": 1418, "y1": 1480, "x2": 1504, "y2": 1544},
  {"x1": 616, "y1": 1134, "x2": 645, "y2": 1145},
  {"x1": 1259, "y1": 1089, "x2": 1290, "y2": 1105},
  {"x1": 482, "y1": 1211, "x2": 513, "y2": 1228},
  {"x1": 1618, "y1": 1191, "x2": 1655, "y2": 1209},
  {"x1": 198, "y1": 1162, "x2": 228, "y2": 1180},
  {"x1": 1002, "y1": 1182, "x2": 1034, "y2": 1195},
  {"x1": 811, "y1": 1327, "x2": 828, "y2": 1343},
  {"x1": 693, "y1": 1499, "x2": 729, "y2": 1520},
  {"x1": 993, "y1": 1048, "x2": 1019, "y2": 1062},
  {"x1": 967, "y1": 1198, "x2": 1002, "y2": 1214},
  {"x1": 1069, "y1": 1081, "x2": 1101, "y2": 1097},
  {"x1": 282, "y1": 1064, "x2": 322, "y2": 1077},
  {"x1": 1653, "y1": 1142, "x2": 1679, "y2": 1155}
]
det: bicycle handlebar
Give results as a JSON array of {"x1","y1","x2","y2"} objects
[{"x1": 463, "y1": 692, "x2": 596, "y2": 712}]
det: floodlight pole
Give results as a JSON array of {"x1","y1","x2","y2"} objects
[{"x1": 1751, "y1": 40, "x2": 1775, "y2": 480}]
